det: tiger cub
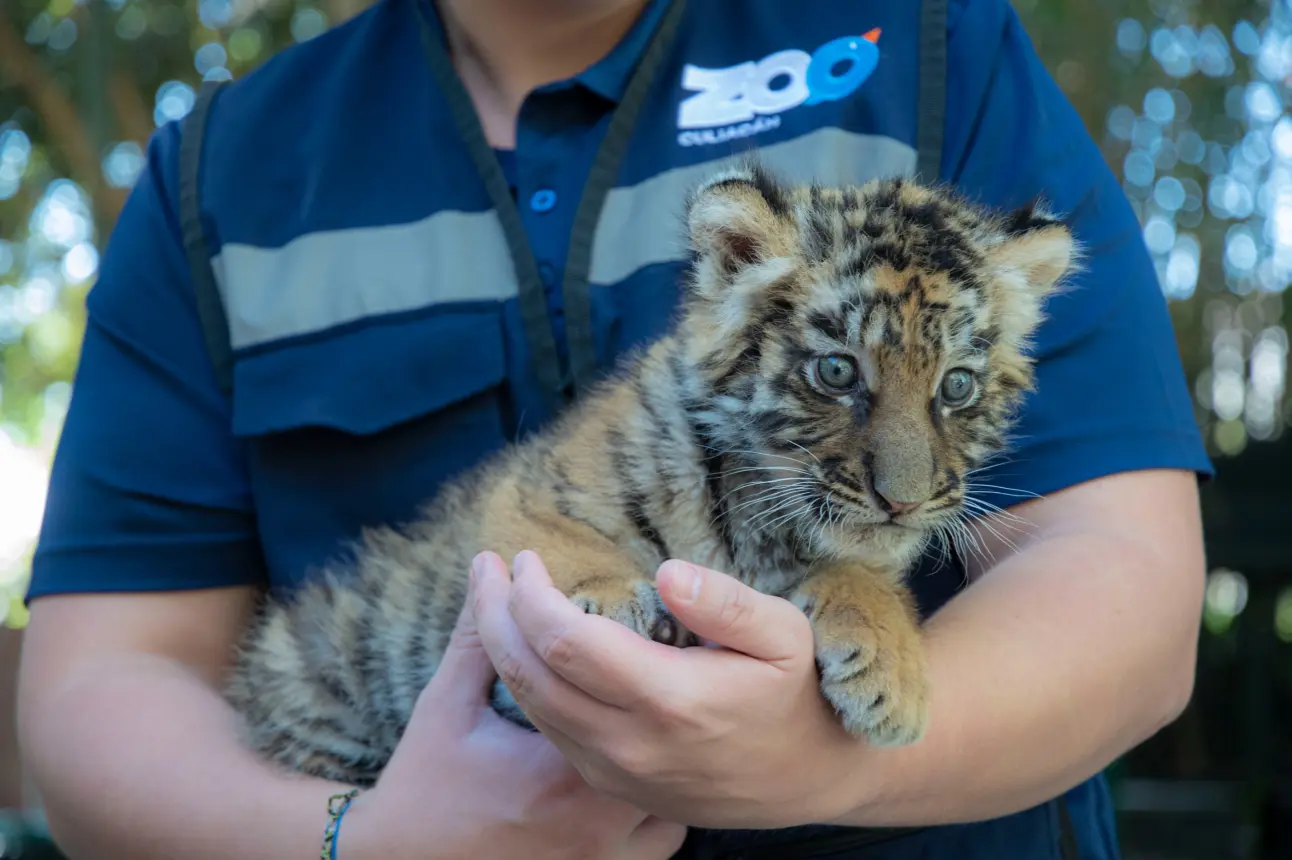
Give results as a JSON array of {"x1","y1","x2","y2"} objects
[{"x1": 226, "y1": 165, "x2": 1076, "y2": 787}]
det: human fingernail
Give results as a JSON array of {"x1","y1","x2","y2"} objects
[
  {"x1": 670, "y1": 562, "x2": 702, "y2": 603},
  {"x1": 471, "y1": 552, "x2": 493, "y2": 585}
]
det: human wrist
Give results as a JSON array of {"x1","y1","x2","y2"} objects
[
  {"x1": 324, "y1": 781, "x2": 463, "y2": 860},
  {"x1": 254, "y1": 778, "x2": 365, "y2": 860},
  {"x1": 316, "y1": 788, "x2": 384, "y2": 860},
  {"x1": 803, "y1": 725, "x2": 909, "y2": 828},
  {"x1": 318, "y1": 788, "x2": 362, "y2": 860},
  {"x1": 815, "y1": 642, "x2": 953, "y2": 828}
]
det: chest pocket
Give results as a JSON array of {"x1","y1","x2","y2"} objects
[
  {"x1": 178, "y1": 83, "x2": 522, "y2": 589},
  {"x1": 227, "y1": 305, "x2": 511, "y2": 591}
]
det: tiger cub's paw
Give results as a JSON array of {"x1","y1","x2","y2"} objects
[
  {"x1": 808, "y1": 598, "x2": 930, "y2": 747},
  {"x1": 487, "y1": 578, "x2": 694, "y2": 729},
  {"x1": 489, "y1": 678, "x2": 537, "y2": 731},
  {"x1": 569, "y1": 578, "x2": 696, "y2": 647}
]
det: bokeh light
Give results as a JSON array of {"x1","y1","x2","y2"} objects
[
  {"x1": 153, "y1": 81, "x2": 196, "y2": 127},
  {"x1": 1108, "y1": 9, "x2": 1292, "y2": 451},
  {"x1": 0, "y1": 430, "x2": 48, "y2": 591},
  {"x1": 102, "y1": 142, "x2": 147, "y2": 189},
  {"x1": 0, "y1": 126, "x2": 31, "y2": 202},
  {"x1": 1276, "y1": 587, "x2": 1292, "y2": 643},
  {"x1": 1204, "y1": 567, "x2": 1250, "y2": 634},
  {"x1": 291, "y1": 8, "x2": 329, "y2": 42}
]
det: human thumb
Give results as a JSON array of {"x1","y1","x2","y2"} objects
[
  {"x1": 654, "y1": 560, "x2": 814, "y2": 664},
  {"x1": 421, "y1": 552, "x2": 503, "y2": 717}
]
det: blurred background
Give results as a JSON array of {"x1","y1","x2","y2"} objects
[{"x1": 0, "y1": 0, "x2": 1289, "y2": 857}]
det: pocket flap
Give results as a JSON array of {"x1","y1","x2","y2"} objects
[{"x1": 230, "y1": 307, "x2": 506, "y2": 437}]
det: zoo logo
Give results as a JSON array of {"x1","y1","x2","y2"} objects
[{"x1": 676, "y1": 29, "x2": 882, "y2": 148}]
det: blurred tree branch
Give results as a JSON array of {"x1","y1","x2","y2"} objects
[
  {"x1": 0, "y1": 11, "x2": 125, "y2": 229},
  {"x1": 108, "y1": 70, "x2": 153, "y2": 147}
]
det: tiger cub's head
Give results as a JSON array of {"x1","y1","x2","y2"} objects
[{"x1": 678, "y1": 165, "x2": 1078, "y2": 565}]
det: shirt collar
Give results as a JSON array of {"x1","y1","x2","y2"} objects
[
  {"x1": 418, "y1": 0, "x2": 673, "y2": 105},
  {"x1": 571, "y1": 0, "x2": 671, "y2": 102}
]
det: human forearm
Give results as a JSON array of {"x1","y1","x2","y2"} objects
[
  {"x1": 832, "y1": 528, "x2": 1203, "y2": 827},
  {"x1": 21, "y1": 654, "x2": 345, "y2": 860}
]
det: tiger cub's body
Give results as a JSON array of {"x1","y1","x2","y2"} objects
[{"x1": 226, "y1": 166, "x2": 1077, "y2": 787}]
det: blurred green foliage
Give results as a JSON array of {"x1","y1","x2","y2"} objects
[{"x1": 0, "y1": 0, "x2": 359, "y2": 445}]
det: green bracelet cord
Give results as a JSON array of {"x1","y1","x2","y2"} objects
[{"x1": 320, "y1": 788, "x2": 361, "y2": 860}]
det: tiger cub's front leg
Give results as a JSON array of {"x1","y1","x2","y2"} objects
[{"x1": 790, "y1": 563, "x2": 930, "y2": 747}]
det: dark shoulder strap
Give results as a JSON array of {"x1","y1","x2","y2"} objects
[
  {"x1": 915, "y1": 0, "x2": 948, "y2": 182},
  {"x1": 179, "y1": 80, "x2": 235, "y2": 396},
  {"x1": 1057, "y1": 794, "x2": 1082, "y2": 859},
  {"x1": 561, "y1": 0, "x2": 687, "y2": 397}
]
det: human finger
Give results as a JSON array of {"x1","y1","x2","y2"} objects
[
  {"x1": 506, "y1": 550, "x2": 682, "y2": 709},
  {"x1": 624, "y1": 816, "x2": 689, "y2": 860},
  {"x1": 472, "y1": 550, "x2": 614, "y2": 734},
  {"x1": 414, "y1": 560, "x2": 496, "y2": 733},
  {"x1": 654, "y1": 560, "x2": 813, "y2": 666}
]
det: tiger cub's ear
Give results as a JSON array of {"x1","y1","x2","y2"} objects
[
  {"x1": 989, "y1": 200, "x2": 1079, "y2": 298},
  {"x1": 686, "y1": 164, "x2": 796, "y2": 286},
  {"x1": 984, "y1": 200, "x2": 1081, "y2": 345}
]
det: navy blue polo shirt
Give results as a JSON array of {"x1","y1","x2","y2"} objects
[{"x1": 31, "y1": 0, "x2": 1211, "y2": 857}]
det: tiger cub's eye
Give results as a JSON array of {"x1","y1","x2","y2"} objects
[
  {"x1": 940, "y1": 368, "x2": 976, "y2": 407},
  {"x1": 815, "y1": 355, "x2": 859, "y2": 392}
]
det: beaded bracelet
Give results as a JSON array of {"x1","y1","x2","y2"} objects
[{"x1": 320, "y1": 788, "x2": 361, "y2": 860}]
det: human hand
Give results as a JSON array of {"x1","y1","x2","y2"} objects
[
  {"x1": 473, "y1": 550, "x2": 868, "y2": 830},
  {"x1": 339, "y1": 568, "x2": 686, "y2": 860}
]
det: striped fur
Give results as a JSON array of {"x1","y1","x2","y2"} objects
[{"x1": 225, "y1": 165, "x2": 1077, "y2": 786}]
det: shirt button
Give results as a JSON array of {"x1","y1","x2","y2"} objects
[{"x1": 530, "y1": 188, "x2": 557, "y2": 213}]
